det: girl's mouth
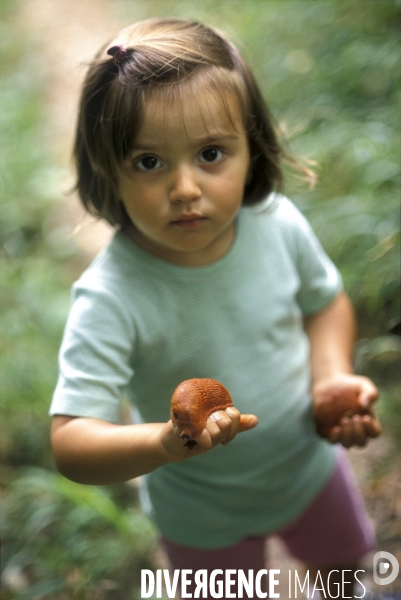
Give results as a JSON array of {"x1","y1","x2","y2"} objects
[{"x1": 170, "y1": 213, "x2": 207, "y2": 228}]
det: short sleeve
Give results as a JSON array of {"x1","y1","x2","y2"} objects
[
  {"x1": 279, "y1": 199, "x2": 343, "y2": 314},
  {"x1": 49, "y1": 280, "x2": 135, "y2": 423}
]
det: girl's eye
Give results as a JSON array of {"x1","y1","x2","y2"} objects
[
  {"x1": 135, "y1": 155, "x2": 162, "y2": 171},
  {"x1": 199, "y1": 148, "x2": 224, "y2": 163}
]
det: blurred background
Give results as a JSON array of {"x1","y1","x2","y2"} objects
[{"x1": 1, "y1": 0, "x2": 400, "y2": 598}]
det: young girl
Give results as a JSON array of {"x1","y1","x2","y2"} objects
[{"x1": 50, "y1": 18, "x2": 381, "y2": 598}]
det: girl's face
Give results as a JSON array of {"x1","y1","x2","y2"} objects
[{"x1": 118, "y1": 89, "x2": 251, "y2": 266}]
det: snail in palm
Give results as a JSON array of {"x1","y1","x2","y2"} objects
[
  {"x1": 171, "y1": 378, "x2": 256, "y2": 448},
  {"x1": 314, "y1": 388, "x2": 370, "y2": 438}
]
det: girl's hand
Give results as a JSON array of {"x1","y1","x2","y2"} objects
[
  {"x1": 160, "y1": 407, "x2": 257, "y2": 462},
  {"x1": 312, "y1": 373, "x2": 381, "y2": 448}
]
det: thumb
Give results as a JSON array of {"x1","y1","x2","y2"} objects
[
  {"x1": 358, "y1": 379, "x2": 379, "y2": 409},
  {"x1": 239, "y1": 414, "x2": 259, "y2": 432}
]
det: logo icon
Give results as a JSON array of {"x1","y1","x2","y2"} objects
[{"x1": 373, "y1": 551, "x2": 399, "y2": 586}]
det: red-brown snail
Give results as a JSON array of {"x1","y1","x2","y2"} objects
[
  {"x1": 171, "y1": 378, "x2": 256, "y2": 448},
  {"x1": 314, "y1": 388, "x2": 370, "y2": 439}
]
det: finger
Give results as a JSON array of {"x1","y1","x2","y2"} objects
[
  {"x1": 361, "y1": 415, "x2": 382, "y2": 438},
  {"x1": 193, "y1": 427, "x2": 214, "y2": 450},
  {"x1": 349, "y1": 415, "x2": 368, "y2": 447},
  {"x1": 207, "y1": 411, "x2": 233, "y2": 446},
  {"x1": 193, "y1": 408, "x2": 243, "y2": 450},
  {"x1": 221, "y1": 407, "x2": 241, "y2": 445},
  {"x1": 225, "y1": 406, "x2": 241, "y2": 426},
  {"x1": 338, "y1": 416, "x2": 354, "y2": 448},
  {"x1": 328, "y1": 425, "x2": 342, "y2": 444}
]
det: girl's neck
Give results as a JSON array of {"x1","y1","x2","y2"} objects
[{"x1": 121, "y1": 220, "x2": 237, "y2": 267}]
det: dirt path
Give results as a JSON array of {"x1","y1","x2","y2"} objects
[
  {"x1": 18, "y1": 0, "x2": 120, "y2": 259},
  {"x1": 18, "y1": 1, "x2": 401, "y2": 596}
]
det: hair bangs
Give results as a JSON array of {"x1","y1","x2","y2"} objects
[{"x1": 139, "y1": 66, "x2": 249, "y2": 138}]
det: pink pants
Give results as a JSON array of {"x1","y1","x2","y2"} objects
[{"x1": 161, "y1": 450, "x2": 375, "y2": 595}]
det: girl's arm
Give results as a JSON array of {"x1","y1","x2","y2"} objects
[
  {"x1": 51, "y1": 416, "x2": 177, "y2": 485},
  {"x1": 304, "y1": 292, "x2": 381, "y2": 447},
  {"x1": 51, "y1": 407, "x2": 257, "y2": 485}
]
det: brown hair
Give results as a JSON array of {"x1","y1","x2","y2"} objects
[{"x1": 74, "y1": 17, "x2": 313, "y2": 227}]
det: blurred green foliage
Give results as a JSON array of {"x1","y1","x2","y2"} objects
[
  {"x1": 1, "y1": 0, "x2": 400, "y2": 598},
  {"x1": 2, "y1": 469, "x2": 156, "y2": 599},
  {"x1": 1, "y1": 6, "x2": 73, "y2": 470}
]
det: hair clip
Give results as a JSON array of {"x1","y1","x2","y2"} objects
[{"x1": 107, "y1": 45, "x2": 128, "y2": 65}]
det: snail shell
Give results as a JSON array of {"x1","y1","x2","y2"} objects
[
  {"x1": 314, "y1": 388, "x2": 369, "y2": 438},
  {"x1": 171, "y1": 378, "x2": 253, "y2": 445}
]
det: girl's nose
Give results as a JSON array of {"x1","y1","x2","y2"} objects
[{"x1": 169, "y1": 165, "x2": 202, "y2": 204}]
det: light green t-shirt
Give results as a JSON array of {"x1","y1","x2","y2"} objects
[{"x1": 50, "y1": 196, "x2": 343, "y2": 548}]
